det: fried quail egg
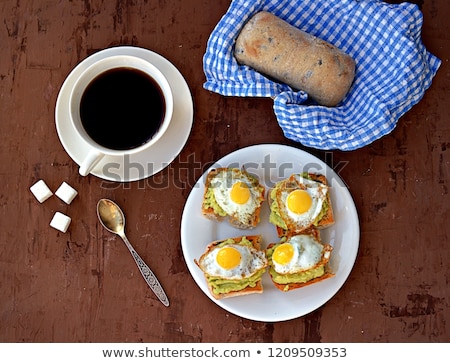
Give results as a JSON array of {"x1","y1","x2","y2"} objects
[
  {"x1": 276, "y1": 176, "x2": 328, "y2": 230},
  {"x1": 271, "y1": 234, "x2": 327, "y2": 274},
  {"x1": 211, "y1": 169, "x2": 263, "y2": 225},
  {"x1": 198, "y1": 244, "x2": 268, "y2": 279}
]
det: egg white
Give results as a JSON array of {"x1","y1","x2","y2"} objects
[
  {"x1": 272, "y1": 234, "x2": 324, "y2": 274},
  {"x1": 277, "y1": 176, "x2": 328, "y2": 230},
  {"x1": 211, "y1": 170, "x2": 262, "y2": 225},
  {"x1": 199, "y1": 244, "x2": 267, "y2": 279}
]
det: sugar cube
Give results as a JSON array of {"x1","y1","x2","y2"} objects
[
  {"x1": 50, "y1": 212, "x2": 71, "y2": 233},
  {"x1": 55, "y1": 181, "x2": 78, "y2": 204},
  {"x1": 30, "y1": 179, "x2": 53, "y2": 203}
]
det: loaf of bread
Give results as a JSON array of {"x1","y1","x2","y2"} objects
[{"x1": 234, "y1": 11, "x2": 356, "y2": 106}]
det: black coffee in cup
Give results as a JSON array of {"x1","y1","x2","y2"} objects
[{"x1": 80, "y1": 67, "x2": 166, "y2": 150}]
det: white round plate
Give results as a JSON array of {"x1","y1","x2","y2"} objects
[
  {"x1": 181, "y1": 144, "x2": 359, "y2": 322},
  {"x1": 55, "y1": 46, "x2": 193, "y2": 182}
]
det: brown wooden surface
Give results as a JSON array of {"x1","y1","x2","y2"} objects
[{"x1": 0, "y1": 0, "x2": 449, "y2": 343}]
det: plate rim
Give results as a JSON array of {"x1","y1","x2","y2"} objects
[{"x1": 180, "y1": 143, "x2": 360, "y2": 322}]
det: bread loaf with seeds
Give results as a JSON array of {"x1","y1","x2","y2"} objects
[{"x1": 234, "y1": 11, "x2": 356, "y2": 106}]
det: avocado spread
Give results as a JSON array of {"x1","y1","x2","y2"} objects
[
  {"x1": 269, "y1": 188, "x2": 287, "y2": 229},
  {"x1": 266, "y1": 244, "x2": 325, "y2": 291},
  {"x1": 206, "y1": 237, "x2": 265, "y2": 295},
  {"x1": 269, "y1": 173, "x2": 329, "y2": 230},
  {"x1": 208, "y1": 268, "x2": 265, "y2": 295},
  {"x1": 203, "y1": 187, "x2": 227, "y2": 216}
]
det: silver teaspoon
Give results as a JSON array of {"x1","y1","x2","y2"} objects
[{"x1": 96, "y1": 198, "x2": 170, "y2": 307}]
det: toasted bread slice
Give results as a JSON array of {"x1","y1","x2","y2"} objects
[
  {"x1": 194, "y1": 235, "x2": 267, "y2": 299},
  {"x1": 266, "y1": 229, "x2": 334, "y2": 292},
  {"x1": 201, "y1": 167, "x2": 265, "y2": 229},
  {"x1": 268, "y1": 172, "x2": 334, "y2": 237}
]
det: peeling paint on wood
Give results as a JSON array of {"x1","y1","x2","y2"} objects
[{"x1": 0, "y1": 0, "x2": 448, "y2": 343}]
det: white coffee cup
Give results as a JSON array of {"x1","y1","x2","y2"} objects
[{"x1": 69, "y1": 55, "x2": 173, "y2": 176}]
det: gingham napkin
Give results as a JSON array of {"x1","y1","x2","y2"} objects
[{"x1": 203, "y1": 0, "x2": 441, "y2": 150}]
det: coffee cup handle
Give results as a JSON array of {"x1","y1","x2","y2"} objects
[{"x1": 79, "y1": 149, "x2": 104, "y2": 176}]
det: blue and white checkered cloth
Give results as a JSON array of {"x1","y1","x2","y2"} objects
[{"x1": 203, "y1": 0, "x2": 441, "y2": 150}]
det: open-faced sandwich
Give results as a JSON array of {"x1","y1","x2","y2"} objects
[
  {"x1": 265, "y1": 229, "x2": 333, "y2": 292},
  {"x1": 194, "y1": 235, "x2": 268, "y2": 299},
  {"x1": 269, "y1": 172, "x2": 334, "y2": 237},
  {"x1": 202, "y1": 167, "x2": 265, "y2": 229}
]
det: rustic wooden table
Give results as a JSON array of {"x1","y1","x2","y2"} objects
[{"x1": 1, "y1": 0, "x2": 448, "y2": 343}]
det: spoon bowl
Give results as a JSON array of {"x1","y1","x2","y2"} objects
[
  {"x1": 97, "y1": 198, "x2": 170, "y2": 307},
  {"x1": 97, "y1": 198, "x2": 126, "y2": 234}
]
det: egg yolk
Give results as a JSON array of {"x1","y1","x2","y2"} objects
[
  {"x1": 287, "y1": 190, "x2": 312, "y2": 214},
  {"x1": 230, "y1": 181, "x2": 251, "y2": 204},
  {"x1": 216, "y1": 247, "x2": 241, "y2": 269},
  {"x1": 272, "y1": 243, "x2": 294, "y2": 265}
]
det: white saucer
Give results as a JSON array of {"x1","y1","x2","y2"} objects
[{"x1": 55, "y1": 46, "x2": 194, "y2": 182}]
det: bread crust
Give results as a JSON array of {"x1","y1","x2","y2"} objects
[
  {"x1": 269, "y1": 173, "x2": 334, "y2": 237},
  {"x1": 234, "y1": 11, "x2": 356, "y2": 106},
  {"x1": 194, "y1": 235, "x2": 267, "y2": 299},
  {"x1": 201, "y1": 168, "x2": 265, "y2": 229}
]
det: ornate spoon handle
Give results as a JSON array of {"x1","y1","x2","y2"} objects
[{"x1": 121, "y1": 233, "x2": 170, "y2": 307}]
